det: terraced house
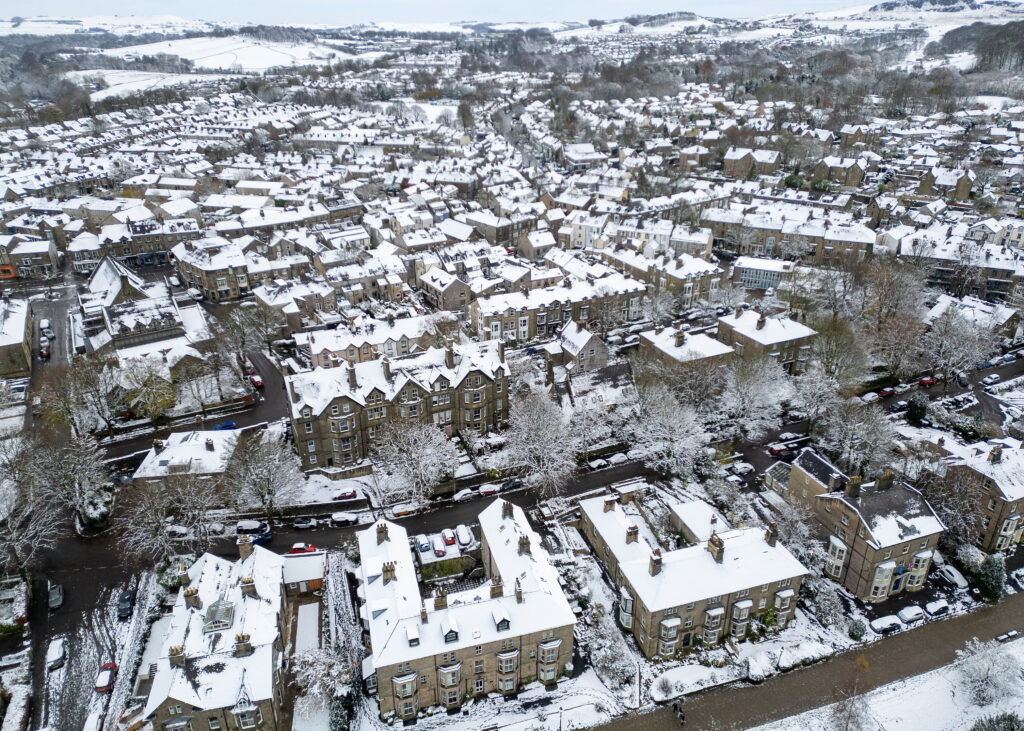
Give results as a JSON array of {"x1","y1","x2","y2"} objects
[
  {"x1": 285, "y1": 340, "x2": 509, "y2": 469},
  {"x1": 579, "y1": 492, "x2": 807, "y2": 659},
  {"x1": 357, "y1": 501, "x2": 575, "y2": 721}
]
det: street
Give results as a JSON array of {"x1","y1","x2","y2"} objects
[{"x1": 598, "y1": 591, "x2": 1024, "y2": 731}]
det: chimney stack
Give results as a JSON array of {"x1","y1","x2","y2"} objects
[
  {"x1": 420, "y1": 602, "x2": 428, "y2": 624},
  {"x1": 233, "y1": 633, "x2": 253, "y2": 657},
  {"x1": 183, "y1": 586, "x2": 202, "y2": 609},
  {"x1": 876, "y1": 468, "x2": 894, "y2": 491},
  {"x1": 603, "y1": 496, "x2": 618, "y2": 513},
  {"x1": 501, "y1": 500, "x2": 513, "y2": 519},
  {"x1": 169, "y1": 645, "x2": 185, "y2": 667},
  {"x1": 445, "y1": 341, "x2": 455, "y2": 368},
  {"x1": 377, "y1": 523, "x2": 389, "y2": 545},
  {"x1": 240, "y1": 576, "x2": 257, "y2": 597},
  {"x1": 382, "y1": 561, "x2": 396, "y2": 584},
  {"x1": 205, "y1": 438, "x2": 215, "y2": 451},
  {"x1": 177, "y1": 563, "x2": 190, "y2": 587},
  {"x1": 735, "y1": 305, "x2": 743, "y2": 318},
  {"x1": 497, "y1": 339, "x2": 505, "y2": 362},
  {"x1": 153, "y1": 439, "x2": 165, "y2": 452},
  {"x1": 490, "y1": 577, "x2": 504, "y2": 599},
  {"x1": 756, "y1": 313, "x2": 766, "y2": 330},
  {"x1": 649, "y1": 548, "x2": 663, "y2": 576},
  {"x1": 845, "y1": 475, "x2": 862, "y2": 500},
  {"x1": 626, "y1": 525, "x2": 639, "y2": 544},
  {"x1": 434, "y1": 586, "x2": 448, "y2": 610},
  {"x1": 707, "y1": 532, "x2": 725, "y2": 563},
  {"x1": 828, "y1": 472, "x2": 840, "y2": 491},
  {"x1": 514, "y1": 578, "x2": 523, "y2": 604},
  {"x1": 382, "y1": 357, "x2": 391, "y2": 381},
  {"x1": 765, "y1": 522, "x2": 778, "y2": 547},
  {"x1": 237, "y1": 535, "x2": 254, "y2": 560},
  {"x1": 674, "y1": 329, "x2": 686, "y2": 348},
  {"x1": 347, "y1": 362, "x2": 357, "y2": 389},
  {"x1": 518, "y1": 534, "x2": 531, "y2": 556},
  {"x1": 990, "y1": 445, "x2": 1003, "y2": 463}
]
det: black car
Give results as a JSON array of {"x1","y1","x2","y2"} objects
[
  {"x1": 117, "y1": 589, "x2": 137, "y2": 621},
  {"x1": 501, "y1": 478, "x2": 524, "y2": 491}
]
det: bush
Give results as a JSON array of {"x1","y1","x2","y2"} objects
[
  {"x1": 848, "y1": 618, "x2": 866, "y2": 641},
  {"x1": 970, "y1": 712, "x2": 1024, "y2": 731},
  {"x1": 907, "y1": 391, "x2": 929, "y2": 424},
  {"x1": 976, "y1": 554, "x2": 1007, "y2": 602},
  {"x1": 956, "y1": 544, "x2": 986, "y2": 576}
]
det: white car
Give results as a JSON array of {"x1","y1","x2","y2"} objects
[
  {"x1": 936, "y1": 565, "x2": 969, "y2": 590},
  {"x1": 452, "y1": 488, "x2": 475, "y2": 502},
  {"x1": 982, "y1": 374, "x2": 1001, "y2": 386},
  {"x1": 897, "y1": 605, "x2": 924, "y2": 625},
  {"x1": 588, "y1": 458, "x2": 609, "y2": 470},
  {"x1": 777, "y1": 432, "x2": 801, "y2": 441},
  {"x1": 860, "y1": 391, "x2": 880, "y2": 404},
  {"x1": 730, "y1": 462, "x2": 755, "y2": 476},
  {"x1": 169, "y1": 275, "x2": 181, "y2": 287},
  {"x1": 608, "y1": 452, "x2": 628, "y2": 465},
  {"x1": 869, "y1": 615, "x2": 902, "y2": 635},
  {"x1": 924, "y1": 599, "x2": 949, "y2": 618},
  {"x1": 456, "y1": 524, "x2": 473, "y2": 547},
  {"x1": 46, "y1": 637, "x2": 66, "y2": 670}
]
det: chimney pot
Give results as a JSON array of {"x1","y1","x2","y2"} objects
[
  {"x1": 169, "y1": 645, "x2": 185, "y2": 667},
  {"x1": 765, "y1": 522, "x2": 778, "y2": 546},
  {"x1": 649, "y1": 548, "x2": 663, "y2": 576},
  {"x1": 626, "y1": 524, "x2": 639, "y2": 544},
  {"x1": 845, "y1": 475, "x2": 862, "y2": 500},
  {"x1": 236, "y1": 535, "x2": 254, "y2": 560},
  {"x1": 490, "y1": 577, "x2": 504, "y2": 598},
  {"x1": 183, "y1": 586, "x2": 202, "y2": 609},
  {"x1": 501, "y1": 500, "x2": 513, "y2": 519},
  {"x1": 514, "y1": 578, "x2": 523, "y2": 604},
  {"x1": 233, "y1": 633, "x2": 253, "y2": 657},
  {"x1": 707, "y1": 532, "x2": 725, "y2": 563},
  {"x1": 518, "y1": 534, "x2": 531, "y2": 556},
  {"x1": 674, "y1": 329, "x2": 686, "y2": 348},
  {"x1": 420, "y1": 603, "x2": 428, "y2": 624},
  {"x1": 377, "y1": 523, "x2": 389, "y2": 544},
  {"x1": 434, "y1": 586, "x2": 448, "y2": 610},
  {"x1": 205, "y1": 438, "x2": 215, "y2": 451},
  {"x1": 603, "y1": 496, "x2": 618, "y2": 513},
  {"x1": 756, "y1": 313, "x2": 766, "y2": 330},
  {"x1": 382, "y1": 561, "x2": 396, "y2": 584}
]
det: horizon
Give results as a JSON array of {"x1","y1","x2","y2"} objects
[{"x1": 6, "y1": 0, "x2": 859, "y2": 27}]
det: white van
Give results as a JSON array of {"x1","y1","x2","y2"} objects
[{"x1": 187, "y1": 288, "x2": 204, "y2": 301}]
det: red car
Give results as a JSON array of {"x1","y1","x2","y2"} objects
[
  {"x1": 289, "y1": 543, "x2": 317, "y2": 554},
  {"x1": 919, "y1": 375, "x2": 937, "y2": 387},
  {"x1": 94, "y1": 661, "x2": 118, "y2": 692},
  {"x1": 39, "y1": 347, "x2": 50, "y2": 360},
  {"x1": 878, "y1": 387, "x2": 895, "y2": 398},
  {"x1": 441, "y1": 528, "x2": 457, "y2": 546},
  {"x1": 334, "y1": 489, "x2": 357, "y2": 501},
  {"x1": 249, "y1": 373, "x2": 264, "y2": 388}
]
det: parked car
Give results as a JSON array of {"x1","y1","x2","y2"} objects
[
  {"x1": 982, "y1": 374, "x2": 1001, "y2": 386},
  {"x1": 936, "y1": 565, "x2": 970, "y2": 590},
  {"x1": 213, "y1": 420, "x2": 236, "y2": 430},
  {"x1": 334, "y1": 489, "x2": 358, "y2": 501},
  {"x1": 894, "y1": 383, "x2": 913, "y2": 394},
  {"x1": 730, "y1": 461, "x2": 755, "y2": 476},
  {"x1": 244, "y1": 361, "x2": 256, "y2": 375},
  {"x1": 415, "y1": 534, "x2": 430, "y2": 553},
  {"x1": 39, "y1": 346, "x2": 50, "y2": 360},
  {"x1": 249, "y1": 373, "x2": 264, "y2": 388},
  {"x1": 42, "y1": 326, "x2": 54, "y2": 340},
  {"x1": 94, "y1": 661, "x2": 118, "y2": 692},
  {"x1": 919, "y1": 375, "x2": 938, "y2": 387},
  {"x1": 764, "y1": 287, "x2": 775, "y2": 298},
  {"x1": 441, "y1": 528, "x2": 457, "y2": 546},
  {"x1": 46, "y1": 637, "x2": 65, "y2": 671},
  {"x1": 725, "y1": 474, "x2": 746, "y2": 488},
  {"x1": 860, "y1": 391, "x2": 880, "y2": 404},
  {"x1": 456, "y1": 525, "x2": 473, "y2": 548},
  {"x1": 48, "y1": 581, "x2": 64, "y2": 610},
  {"x1": 768, "y1": 443, "x2": 791, "y2": 456},
  {"x1": 236, "y1": 519, "x2": 272, "y2": 545},
  {"x1": 330, "y1": 512, "x2": 357, "y2": 527},
  {"x1": 897, "y1": 605, "x2": 924, "y2": 625},
  {"x1": 39, "y1": 318, "x2": 50, "y2": 331},
  {"x1": 924, "y1": 599, "x2": 949, "y2": 618},
  {"x1": 777, "y1": 432, "x2": 801, "y2": 441},
  {"x1": 82, "y1": 712, "x2": 104, "y2": 731},
  {"x1": 39, "y1": 335, "x2": 50, "y2": 348},
  {"x1": 432, "y1": 535, "x2": 446, "y2": 557},
  {"x1": 890, "y1": 400, "x2": 909, "y2": 413},
  {"x1": 869, "y1": 615, "x2": 902, "y2": 636},
  {"x1": 187, "y1": 287, "x2": 204, "y2": 301},
  {"x1": 996, "y1": 630, "x2": 1020, "y2": 643},
  {"x1": 289, "y1": 543, "x2": 317, "y2": 554},
  {"x1": 501, "y1": 478, "x2": 523, "y2": 491},
  {"x1": 453, "y1": 488, "x2": 476, "y2": 502},
  {"x1": 957, "y1": 372, "x2": 970, "y2": 387},
  {"x1": 609, "y1": 452, "x2": 628, "y2": 465},
  {"x1": 169, "y1": 275, "x2": 181, "y2": 287},
  {"x1": 292, "y1": 517, "x2": 318, "y2": 530},
  {"x1": 116, "y1": 589, "x2": 137, "y2": 621},
  {"x1": 588, "y1": 458, "x2": 609, "y2": 470},
  {"x1": 878, "y1": 387, "x2": 896, "y2": 398}
]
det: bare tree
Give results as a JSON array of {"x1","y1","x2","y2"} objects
[
  {"x1": 67, "y1": 353, "x2": 123, "y2": 436},
  {"x1": 812, "y1": 316, "x2": 867, "y2": 388},
  {"x1": 924, "y1": 308, "x2": 997, "y2": 389},
  {"x1": 0, "y1": 437, "x2": 65, "y2": 576},
  {"x1": 176, "y1": 357, "x2": 221, "y2": 416},
  {"x1": 643, "y1": 288, "x2": 676, "y2": 327},
  {"x1": 116, "y1": 480, "x2": 177, "y2": 566},
  {"x1": 291, "y1": 647, "x2": 354, "y2": 710},
  {"x1": 869, "y1": 314, "x2": 925, "y2": 382},
  {"x1": 38, "y1": 432, "x2": 111, "y2": 528},
  {"x1": 721, "y1": 355, "x2": 792, "y2": 441},
  {"x1": 631, "y1": 383, "x2": 708, "y2": 479},
  {"x1": 816, "y1": 402, "x2": 894, "y2": 475},
  {"x1": 915, "y1": 467, "x2": 982, "y2": 552},
  {"x1": 956, "y1": 638, "x2": 1020, "y2": 707},
  {"x1": 504, "y1": 387, "x2": 578, "y2": 497},
  {"x1": 791, "y1": 366, "x2": 840, "y2": 430},
  {"x1": 122, "y1": 358, "x2": 176, "y2": 425},
  {"x1": 369, "y1": 419, "x2": 459, "y2": 508},
  {"x1": 234, "y1": 302, "x2": 288, "y2": 348},
  {"x1": 223, "y1": 428, "x2": 302, "y2": 522}
]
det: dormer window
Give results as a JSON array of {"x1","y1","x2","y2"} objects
[
  {"x1": 445, "y1": 629, "x2": 458, "y2": 644},
  {"x1": 302, "y1": 407, "x2": 311, "y2": 418}
]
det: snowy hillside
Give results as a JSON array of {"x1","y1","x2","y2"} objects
[
  {"x1": 0, "y1": 15, "x2": 218, "y2": 36},
  {"x1": 101, "y1": 35, "x2": 348, "y2": 72}
]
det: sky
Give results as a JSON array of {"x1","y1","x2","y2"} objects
[{"x1": 8, "y1": 0, "x2": 855, "y2": 26}]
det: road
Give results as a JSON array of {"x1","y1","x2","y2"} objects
[{"x1": 598, "y1": 591, "x2": 1024, "y2": 731}]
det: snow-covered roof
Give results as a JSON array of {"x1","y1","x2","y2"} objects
[
  {"x1": 671, "y1": 500, "x2": 731, "y2": 542},
  {"x1": 133, "y1": 430, "x2": 239, "y2": 479},
  {"x1": 717, "y1": 310, "x2": 817, "y2": 346},
  {"x1": 640, "y1": 328, "x2": 734, "y2": 363}
]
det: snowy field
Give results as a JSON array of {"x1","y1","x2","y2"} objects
[
  {"x1": 66, "y1": 69, "x2": 232, "y2": 101},
  {"x1": 0, "y1": 15, "x2": 215, "y2": 36},
  {"x1": 753, "y1": 637, "x2": 1024, "y2": 731},
  {"x1": 102, "y1": 35, "x2": 346, "y2": 71}
]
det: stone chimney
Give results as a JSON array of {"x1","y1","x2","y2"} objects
[
  {"x1": 169, "y1": 645, "x2": 185, "y2": 667},
  {"x1": 240, "y1": 576, "x2": 257, "y2": 597},
  {"x1": 205, "y1": 438, "x2": 215, "y2": 451},
  {"x1": 765, "y1": 522, "x2": 778, "y2": 547},
  {"x1": 649, "y1": 548, "x2": 663, "y2": 576},
  {"x1": 153, "y1": 438, "x2": 165, "y2": 452},
  {"x1": 756, "y1": 313, "x2": 767, "y2": 330},
  {"x1": 177, "y1": 563, "x2": 190, "y2": 588},
  {"x1": 382, "y1": 561, "x2": 396, "y2": 584},
  {"x1": 233, "y1": 633, "x2": 253, "y2": 657},
  {"x1": 707, "y1": 532, "x2": 725, "y2": 563},
  {"x1": 876, "y1": 468, "x2": 894, "y2": 491},
  {"x1": 237, "y1": 535, "x2": 254, "y2": 560},
  {"x1": 377, "y1": 522, "x2": 389, "y2": 545},
  {"x1": 937, "y1": 436, "x2": 945, "y2": 447},
  {"x1": 626, "y1": 525, "x2": 639, "y2": 544},
  {"x1": 497, "y1": 339, "x2": 505, "y2": 361},
  {"x1": 382, "y1": 357, "x2": 391, "y2": 381},
  {"x1": 845, "y1": 475, "x2": 862, "y2": 500},
  {"x1": 184, "y1": 586, "x2": 202, "y2": 609},
  {"x1": 990, "y1": 445, "x2": 1003, "y2": 463},
  {"x1": 603, "y1": 496, "x2": 618, "y2": 513},
  {"x1": 420, "y1": 602, "x2": 428, "y2": 624},
  {"x1": 434, "y1": 586, "x2": 448, "y2": 610},
  {"x1": 347, "y1": 362, "x2": 357, "y2": 389},
  {"x1": 827, "y1": 472, "x2": 840, "y2": 491},
  {"x1": 490, "y1": 577, "x2": 504, "y2": 599},
  {"x1": 674, "y1": 329, "x2": 686, "y2": 348},
  {"x1": 502, "y1": 500, "x2": 514, "y2": 519},
  {"x1": 514, "y1": 578, "x2": 523, "y2": 603},
  {"x1": 734, "y1": 305, "x2": 743, "y2": 318},
  {"x1": 445, "y1": 341, "x2": 455, "y2": 368},
  {"x1": 518, "y1": 534, "x2": 531, "y2": 556}
]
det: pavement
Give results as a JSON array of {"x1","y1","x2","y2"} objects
[{"x1": 597, "y1": 590, "x2": 1024, "y2": 731}]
